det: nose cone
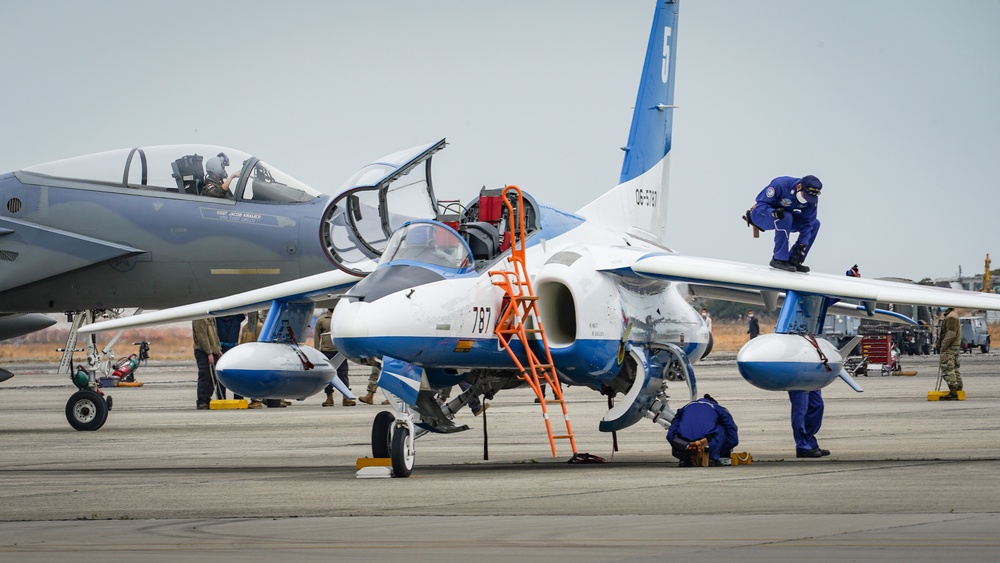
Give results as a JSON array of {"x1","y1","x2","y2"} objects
[{"x1": 332, "y1": 300, "x2": 379, "y2": 359}]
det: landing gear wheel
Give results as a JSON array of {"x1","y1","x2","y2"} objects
[
  {"x1": 371, "y1": 410, "x2": 393, "y2": 458},
  {"x1": 665, "y1": 358, "x2": 686, "y2": 381},
  {"x1": 66, "y1": 390, "x2": 109, "y2": 431},
  {"x1": 390, "y1": 425, "x2": 415, "y2": 478}
]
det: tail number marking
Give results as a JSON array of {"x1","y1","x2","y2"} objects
[
  {"x1": 472, "y1": 306, "x2": 492, "y2": 334},
  {"x1": 635, "y1": 188, "x2": 658, "y2": 207}
]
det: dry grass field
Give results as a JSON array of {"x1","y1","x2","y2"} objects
[{"x1": 1, "y1": 325, "x2": 196, "y2": 362}]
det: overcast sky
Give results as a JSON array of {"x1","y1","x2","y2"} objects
[{"x1": 1, "y1": 0, "x2": 997, "y2": 281}]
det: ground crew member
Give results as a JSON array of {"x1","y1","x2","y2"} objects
[
  {"x1": 357, "y1": 358, "x2": 389, "y2": 405},
  {"x1": 747, "y1": 175, "x2": 823, "y2": 272},
  {"x1": 789, "y1": 389, "x2": 829, "y2": 458},
  {"x1": 747, "y1": 310, "x2": 760, "y2": 340},
  {"x1": 314, "y1": 306, "x2": 355, "y2": 407},
  {"x1": 667, "y1": 394, "x2": 739, "y2": 467},
  {"x1": 215, "y1": 313, "x2": 245, "y2": 400},
  {"x1": 846, "y1": 264, "x2": 860, "y2": 277},
  {"x1": 938, "y1": 307, "x2": 963, "y2": 400},
  {"x1": 192, "y1": 318, "x2": 222, "y2": 410}
]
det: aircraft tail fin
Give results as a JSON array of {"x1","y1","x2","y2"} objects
[{"x1": 578, "y1": 0, "x2": 678, "y2": 246}]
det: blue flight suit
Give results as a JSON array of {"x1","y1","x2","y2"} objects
[
  {"x1": 788, "y1": 389, "x2": 824, "y2": 454},
  {"x1": 749, "y1": 176, "x2": 820, "y2": 262},
  {"x1": 667, "y1": 397, "x2": 739, "y2": 463}
]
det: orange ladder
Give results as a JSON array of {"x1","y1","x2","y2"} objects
[{"x1": 488, "y1": 185, "x2": 578, "y2": 458}]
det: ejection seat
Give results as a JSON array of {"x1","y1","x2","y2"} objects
[
  {"x1": 460, "y1": 221, "x2": 500, "y2": 263},
  {"x1": 171, "y1": 154, "x2": 205, "y2": 195}
]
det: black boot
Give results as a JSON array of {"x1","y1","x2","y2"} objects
[
  {"x1": 788, "y1": 244, "x2": 810, "y2": 272},
  {"x1": 769, "y1": 258, "x2": 796, "y2": 272}
]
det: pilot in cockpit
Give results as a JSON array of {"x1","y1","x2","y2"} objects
[{"x1": 202, "y1": 152, "x2": 240, "y2": 198}]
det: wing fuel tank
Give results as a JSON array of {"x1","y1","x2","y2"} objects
[
  {"x1": 736, "y1": 333, "x2": 858, "y2": 392},
  {"x1": 215, "y1": 342, "x2": 335, "y2": 400}
]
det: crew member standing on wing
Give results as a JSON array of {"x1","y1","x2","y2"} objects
[{"x1": 747, "y1": 175, "x2": 823, "y2": 272}]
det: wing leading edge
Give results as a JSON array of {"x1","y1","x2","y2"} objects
[
  {"x1": 77, "y1": 268, "x2": 361, "y2": 333},
  {"x1": 632, "y1": 253, "x2": 1000, "y2": 311}
]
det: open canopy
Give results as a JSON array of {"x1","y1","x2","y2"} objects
[{"x1": 321, "y1": 139, "x2": 446, "y2": 275}]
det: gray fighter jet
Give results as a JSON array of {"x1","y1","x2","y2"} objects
[
  {"x1": 0, "y1": 141, "x2": 444, "y2": 425},
  {"x1": 0, "y1": 143, "x2": 375, "y2": 388}
]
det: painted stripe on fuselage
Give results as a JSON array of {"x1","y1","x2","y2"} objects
[{"x1": 339, "y1": 335, "x2": 703, "y2": 388}]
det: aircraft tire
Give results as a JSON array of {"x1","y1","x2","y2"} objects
[
  {"x1": 66, "y1": 390, "x2": 109, "y2": 431},
  {"x1": 390, "y1": 425, "x2": 414, "y2": 478},
  {"x1": 372, "y1": 411, "x2": 393, "y2": 458}
]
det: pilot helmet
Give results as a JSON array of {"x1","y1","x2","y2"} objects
[{"x1": 205, "y1": 152, "x2": 230, "y2": 181}]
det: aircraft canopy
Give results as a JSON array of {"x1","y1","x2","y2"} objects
[
  {"x1": 379, "y1": 221, "x2": 473, "y2": 270},
  {"x1": 22, "y1": 144, "x2": 321, "y2": 203},
  {"x1": 322, "y1": 139, "x2": 447, "y2": 275}
]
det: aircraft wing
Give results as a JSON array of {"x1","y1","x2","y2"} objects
[
  {"x1": 687, "y1": 285, "x2": 917, "y2": 324},
  {"x1": 0, "y1": 217, "x2": 146, "y2": 293},
  {"x1": 77, "y1": 269, "x2": 361, "y2": 333},
  {"x1": 631, "y1": 252, "x2": 1000, "y2": 311}
]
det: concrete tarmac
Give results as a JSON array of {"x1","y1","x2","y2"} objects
[{"x1": 1, "y1": 353, "x2": 999, "y2": 561}]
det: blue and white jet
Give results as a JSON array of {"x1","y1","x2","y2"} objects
[{"x1": 82, "y1": 0, "x2": 1000, "y2": 476}]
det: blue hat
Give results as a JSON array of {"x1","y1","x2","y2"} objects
[{"x1": 799, "y1": 175, "x2": 822, "y2": 204}]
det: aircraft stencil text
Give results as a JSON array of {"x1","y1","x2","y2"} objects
[
  {"x1": 471, "y1": 306, "x2": 492, "y2": 334},
  {"x1": 635, "y1": 188, "x2": 657, "y2": 207}
]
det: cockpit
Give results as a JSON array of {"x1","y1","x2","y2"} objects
[
  {"x1": 322, "y1": 138, "x2": 540, "y2": 276},
  {"x1": 379, "y1": 221, "x2": 473, "y2": 271},
  {"x1": 17, "y1": 144, "x2": 322, "y2": 204}
]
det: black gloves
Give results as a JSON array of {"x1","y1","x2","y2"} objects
[{"x1": 771, "y1": 208, "x2": 785, "y2": 220}]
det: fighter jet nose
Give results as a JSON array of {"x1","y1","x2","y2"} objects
[{"x1": 332, "y1": 300, "x2": 374, "y2": 359}]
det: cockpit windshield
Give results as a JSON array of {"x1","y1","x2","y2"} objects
[
  {"x1": 20, "y1": 144, "x2": 321, "y2": 203},
  {"x1": 379, "y1": 221, "x2": 473, "y2": 271}
]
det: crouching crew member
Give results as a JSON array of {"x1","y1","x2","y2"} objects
[
  {"x1": 667, "y1": 394, "x2": 739, "y2": 467},
  {"x1": 747, "y1": 175, "x2": 823, "y2": 272}
]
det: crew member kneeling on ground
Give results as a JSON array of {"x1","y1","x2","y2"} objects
[{"x1": 667, "y1": 394, "x2": 739, "y2": 467}]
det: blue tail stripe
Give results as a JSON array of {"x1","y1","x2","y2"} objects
[{"x1": 619, "y1": 0, "x2": 679, "y2": 184}]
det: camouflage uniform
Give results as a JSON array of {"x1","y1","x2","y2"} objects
[
  {"x1": 939, "y1": 308, "x2": 963, "y2": 392},
  {"x1": 366, "y1": 358, "x2": 381, "y2": 394},
  {"x1": 192, "y1": 318, "x2": 222, "y2": 407}
]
